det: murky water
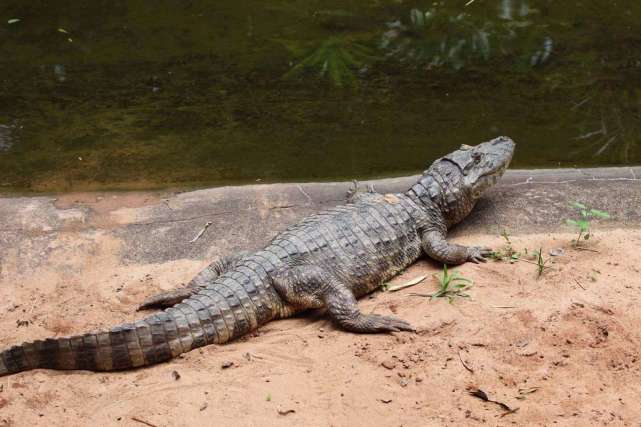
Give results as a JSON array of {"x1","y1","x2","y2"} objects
[{"x1": 1, "y1": 1, "x2": 640, "y2": 192}]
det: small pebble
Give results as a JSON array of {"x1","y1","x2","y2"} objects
[
  {"x1": 277, "y1": 407, "x2": 295, "y2": 416},
  {"x1": 549, "y1": 248, "x2": 564, "y2": 257},
  {"x1": 381, "y1": 359, "x2": 397, "y2": 370}
]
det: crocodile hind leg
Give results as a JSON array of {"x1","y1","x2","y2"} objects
[
  {"x1": 323, "y1": 282, "x2": 414, "y2": 333},
  {"x1": 271, "y1": 265, "x2": 414, "y2": 333},
  {"x1": 137, "y1": 287, "x2": 196, "y2": 310},
  {"x1": 138, "y1": 251, "x2": 249, "y2": 310}
]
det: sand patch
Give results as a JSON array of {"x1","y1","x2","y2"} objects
[{"x1": 1, "y1": 229, "x2": 640, "y2": 426}]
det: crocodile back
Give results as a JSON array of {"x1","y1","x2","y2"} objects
[{"x1": 262, "y1": 194, "x2": 424, "y2": 297}]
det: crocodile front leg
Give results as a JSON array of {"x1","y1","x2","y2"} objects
[{"x1": 421, "y1": 230, "x2": 492, "y2": 265}]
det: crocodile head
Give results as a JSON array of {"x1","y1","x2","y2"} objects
[{"x1": 410, "y1": 136, "x2": 515, "y2": 227}]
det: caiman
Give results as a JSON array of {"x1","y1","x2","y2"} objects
[{"x1": 0, "y1": 136, "x2": 515, "y2": 376}]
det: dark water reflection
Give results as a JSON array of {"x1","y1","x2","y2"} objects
[{"x1": 0, "y1": 0, "x2": 640, "y2": 192}]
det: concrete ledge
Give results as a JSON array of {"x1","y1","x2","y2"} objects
[{"x1": 0, "y1": 167, "x2": 640, "y2": 265}]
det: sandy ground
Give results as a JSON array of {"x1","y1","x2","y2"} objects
[{"x1": 1, "y1": 228, "x2": 641, "y2": 427}]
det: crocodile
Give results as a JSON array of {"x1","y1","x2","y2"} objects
[{"x1": 0, "y1": 136, "x2": 515, "y2": 376}]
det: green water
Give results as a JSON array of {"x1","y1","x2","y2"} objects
[{"x1": 1, "y1": 1, "x2": 640, "y2": 192}]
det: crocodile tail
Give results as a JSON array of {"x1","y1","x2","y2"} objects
[
  {"x1": 1, "y1": 255, "x2": 282, "y2": 377},
  {"x1": 0, "y1": 300, "x2": 234, "y2": 376}
]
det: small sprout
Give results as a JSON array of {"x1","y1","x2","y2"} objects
[
  {"x1": 266, "y1": 393, "x2": 272, "y2": 402},
  {"x1": 430, "y1": 265, "x2": 472, "y2": 303},
  {"x1": 489, "y1": 229, "x2": 520, "y2": 263},
  {"x1": 566, "y1": 202, "x2": 610, "y2": 246},
  {"x1": 533, "y1": 247, "x2": 551, "y2": 278}
]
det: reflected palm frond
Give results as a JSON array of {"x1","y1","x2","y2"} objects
[
  {"x1": 282, "y1": 37, "x2": 379, "y2": 87},
  {"x1": 571, "y1": 89, "x2": 641, "y2": 163},
  {"x1": 380, "y1": 5, "x2": 552, "y2": 71}
]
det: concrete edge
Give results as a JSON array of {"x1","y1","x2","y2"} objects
[{"x1": 1, "y1": 167, "x2": 639, "y2": 264}]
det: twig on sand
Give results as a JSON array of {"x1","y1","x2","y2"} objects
[
  {"x1": 458, "y1": 350, "x2": 474, "y2": 373},
  {"x1": 190, "y1": 221, "x2": 213, "y2": 243},
  {"x1": 386, "y1": 275, "x2": 427, "y2": 292},
  {"x1": 131, "y1": 417, "x2": 157, "y2": 427},
  {"x1": 574, "y1": 246, "x2": 600, "y2": 253},
  {"x1": 467, "y1": 386, "x2": 519, "y2": 416},
  {"x1": 517, "y1": 258, "x2": 552, "y2": 269},
  {"x1": 574, "y1": 279, "x2": 586, "y2": 290}
]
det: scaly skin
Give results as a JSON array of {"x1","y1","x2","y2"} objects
[{"x1": 0, "y1": 137, "x2": 515, "y2": 376}]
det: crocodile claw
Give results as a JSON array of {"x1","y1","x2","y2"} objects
[
  {"x1": 467, "y1": 246, "x2": 493, "y2": 264},
  {"x1": 359, "y1": 314, "x2": 415, "y2": 333}
]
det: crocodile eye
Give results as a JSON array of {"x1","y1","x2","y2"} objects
[{"x1": 472, "y1": 152, "x2": 483, "y2": 162}]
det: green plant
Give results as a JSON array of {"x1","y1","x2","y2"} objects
[
  {"x1": 379, "y1": 5, "x2": 551, "y2": 72},
  {"x1": 533, "y1": 247, "x2": 551, "y2": 278},
  {"x1": 430, "y1": 265, "x2": 472, "y2": 303},
  {"x1": 282, "y1": 36, "x2": 379, "y2": 87},
  {"x1": 380, "y1": 8, "x2": 494, "y2": 71},
  {"x1": 566, "y1": 202, "x2": 610, "y2": 246},
  {"x1": 490, "y1": 229, "x2": 520, "y2": 263}
]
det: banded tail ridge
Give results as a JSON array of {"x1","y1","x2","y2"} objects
[{"x1": 0, "y1": 292, "x2": 262, "y2": 376}]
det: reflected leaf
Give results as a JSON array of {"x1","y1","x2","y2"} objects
[
  {"x1": 569, "y1": 87, "x2": 641, "y2": 164},
  {"x1": 476, "y1": 30, "x2": 490, "y2": 60},
  {"x1": 313, "y1": 9, "x2": 355, "y2": 19},
  {"x1": 380, "y1": 7, "x2": 499, "y2": 71},
  {"x1": 504, "y1": 20, "x2": 532, "y2": 28},
  {"x1": 530, "y1": 37, "x2": 554, "y2": 66},
  {"x1": 283, "y1": 37, "x2": 379, "y2": 87},
  {"x1": 499, "y1": 0, "x2": 514, "y2": 20},
  {"x1": 53, "y1": 64, "x2": 66, "y2": 82},
  {"x1": 380, "y1": 4, "x2": 552, "y2": 72},
  {"x1": 0, "y1": 123, "x2": 16, "y2": 152},
  {"x1": 410, "y1": 9, "x2": 426, "y2": 27}
]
